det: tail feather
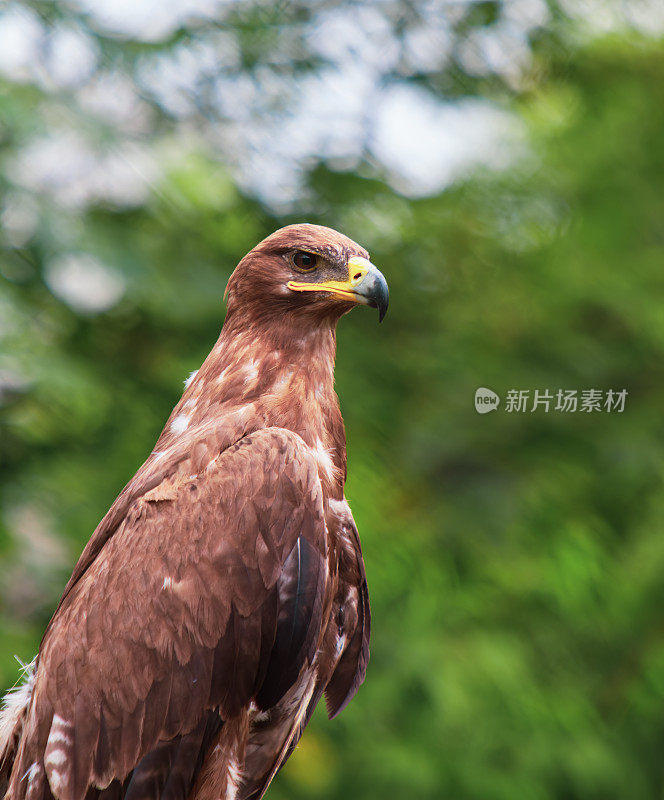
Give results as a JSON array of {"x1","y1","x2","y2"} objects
[{"x1": 0, "y1": 659, "x2": 36, "y2": 797}]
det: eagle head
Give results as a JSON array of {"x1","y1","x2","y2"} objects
[{"x1": 225, "y1": 223, "x2": 389, "y2": 324}]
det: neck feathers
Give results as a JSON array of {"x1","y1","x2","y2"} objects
[{"x1": 158, "y1": 317, "x2": 346, "y2": 498}]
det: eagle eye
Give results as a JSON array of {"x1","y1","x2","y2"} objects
[{"x1": 292, "y1": 251, "x2": 318, "y2": 272}]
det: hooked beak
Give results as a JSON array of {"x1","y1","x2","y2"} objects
[{"x1": 287, "y1": 256, "x2": 389, "y2": 322}]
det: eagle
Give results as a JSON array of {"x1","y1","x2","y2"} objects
[{"x1": 0, "y1": 224, "x2": 389, "y2": 800}]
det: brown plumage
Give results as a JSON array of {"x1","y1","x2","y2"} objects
[{"x1": 0, "y1": 224, "x2": 388, "y2": 800}]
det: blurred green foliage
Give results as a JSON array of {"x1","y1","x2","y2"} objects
[{"x1": 2, "y1": 2, "x2": 664, "y2": 799}]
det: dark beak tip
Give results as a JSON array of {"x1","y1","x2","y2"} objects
[
  {"x1": 377, "y1": 286, "x2": 389, "y2": 323},
  {"x1": 360, "y1": 267, "x2": 389, "y2": 323},
  {"x1": 367, "y1": 296, "x2": 388, "y2": 322}
]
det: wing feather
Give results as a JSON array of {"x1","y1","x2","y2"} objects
[
  {"x1": 8, "y1": 428, "x2": 328, "y2": 800},
  {"x1": 325, "y1": 513, "x2": 371, "y2": 719},
  {"x1": 238, "y1": 503, "x2": 369, "y2": 800}
]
